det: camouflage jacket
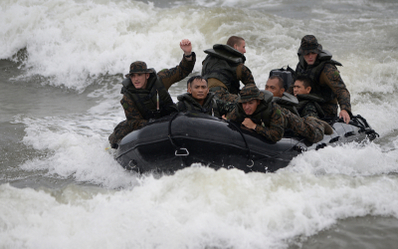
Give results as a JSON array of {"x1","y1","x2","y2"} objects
[
  {"x1": 280, "y1": 107, "x2": 324, "y2": 143},
  {"x1": 120, "y1": 54, "x2": 196, "y2": 131},
  {"x1": 226, "y1": 102, "x2": 285, "y2": 143},
  {"x1": 318, "y1": 63, "x2": 351, "y2": 116},
  {"x1": 296, "y1": 94, "x2": 325, "y2": 119},
  {"x1": 297, "y1": 101, "x2": 320, "y2": 119},
  {"x1": 294, "y1": 56, "x2": 351, "y2": 118}
]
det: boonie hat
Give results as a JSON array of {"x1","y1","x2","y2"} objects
[
  {"x1": 238, "y1": 84, "x2": 265, "y2": 103},
  {"x1": 125, "y1": 61, "x2": 154, "y2": 78},
  {"x1": 298, "y1": 35, "x2": 322, "y2": 55}
]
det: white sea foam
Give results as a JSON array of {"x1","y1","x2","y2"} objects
[
  {"x1": 1, "y1": 167, "x2": 398, "y2": 248},
  {"x1": 1, "y1": 0, "x2": 206, "y2": 90},
  {"x1": 287, "y1": 142, "x2": 398, "y2": 176}
]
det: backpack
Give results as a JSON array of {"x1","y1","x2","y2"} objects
[{"x1": 269, "y1": 66, "x2": 296, "y2": 90}]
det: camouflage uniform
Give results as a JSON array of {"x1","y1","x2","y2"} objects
[
  {"x1": 297, "y1": 101, "x2": 320, "y2": 118},
  {"x1": 228, "y1": 85, "x2": 331, "y2": 143},
  {"x1": 319, "y1": 64, "x2": 351, "y2": 117},
  {"x1": 280, "y1": 107, "x2": 325, "y2": 143},
  {"x1": 226, "y1": 90, "x2": 285, "y2": 143},
  {"x1": 296, "y1": 94, "x2": 325, "y2": 119},
  {"x1": 293, "y1": 35, "x2": 351, "y2": 119},
  {"x1": 176, "y1": 92, "x2": 234, "y2": 117},
  {"x1": 201, "y1": 44, "x2": 255, "y2": 103},
  {"x1": 109, "y1": 55, "x2": 196, "y2": 147}
]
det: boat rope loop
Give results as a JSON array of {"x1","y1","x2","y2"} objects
[
  {"x1": 168, "y1": 113, "x2": 189, "y2": 157},
  {"x1": 226, "y1": 120, "x2": 254, "y2": 168},
  {"x1": 351, "y1": 114, "x2": 379, "y2": 140}
]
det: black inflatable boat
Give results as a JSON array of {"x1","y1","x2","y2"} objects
[{"x1": 114, "y1": 112, "x2": 378, "y2": 174}]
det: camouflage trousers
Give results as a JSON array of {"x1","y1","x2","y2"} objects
[
  {"x1": 108, "y1": 120, "x2": 134, "y2": 148},
  {"x1": 282, "y1": 108, "x2": 326, "y2": 143},
  {"x1": 209, "y1": 87, "x2": 239, "y2": 103}
]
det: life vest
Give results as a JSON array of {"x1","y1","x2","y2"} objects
[
  {"x1": 235, "y1": 90, "x2": 274, "y2": 127},
  {"x1": 176, "y1": 92, "x2": 220, "y2": 117},
  {"x1": 201, "y1": 44, "x2": 246, "y2": 94},
  {"x1": 121, "y1": 72, "x2": 177, "y2": 120},
  {"x1": 296, "y1": 94, "x2": 325, "y2": 118},
  {"x1": 295, "y1": 49, "x2": 343, "y2": 103},
  {"x1": 271, "y1": 92, "x2": 300, "y2": 116}
]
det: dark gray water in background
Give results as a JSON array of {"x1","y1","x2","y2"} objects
[{"x1": 1, "y1": 0, "x2": 398, "y2": 248}]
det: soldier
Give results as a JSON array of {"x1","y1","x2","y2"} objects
[
  {"x1": 227, "y1": 84, "x2": 332, "y2": 143},
  {"x1": 201, "y1": 36, "x2": 255, "y2": 103},
  {"x1": 265, "y1": 75, "x2": 300, "y2": 116},
  {"x1": 176, "y1": 75, "x2": 233, "y2": 117},
  {"x1": 294, "y1": 35, "x2": 351, "y2": 123},
  {"x1": 226, "y1": 84, "x2": 285, "y2": 142},
  {"x1": 108, "y1": 39, "x2": 195, "y2": 149},
  {"x1": 265, "y1": 75, "x2": 285, "y2": 97},
  {"x1": 293, "y1": 76, "x2": 325, "y2": 119}
]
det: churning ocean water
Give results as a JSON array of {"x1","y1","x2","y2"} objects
[{"x1": 1, "y1": 0, "x2": 398, "y2": 248}]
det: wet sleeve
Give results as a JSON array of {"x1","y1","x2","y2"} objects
[
  {"x1": 157, "y1": 53, "x2": 196, "y2": 90},
  {"x1": 321, "y1": 64, "x2": 351, "y2": 114},
  {"x1": 216, "y1": 98, "x2": 236, "y2": 116},
  {"x1": 254, "y1": 105, "x2": 285, "y2": 142},
  {"x1": 226, "y1": 105, "x2": 244, "y2": 123},
  {"x1": 120, "y1": 95, "x2": 148, "y2": 130},
  {"x1": 236, "y1": 64, "x2": 255, "y2": 85}
]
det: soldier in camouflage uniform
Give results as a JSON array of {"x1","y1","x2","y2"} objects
[
  {"x1": 226, "y1": 84, "x2": 285, "y2": 142},
  {"x1": 293, "y1": 35, "x2": 351, "y2": 123},
  {"x1": 293, "y1": 75, "x2": 325, "y2": 119},
  {"x1": 201, "y1": 36, "x2": 255, "y2": 103},
  {"x1": 227, "y1": 84, "x2": 332, "y2": 143},
  {"x1": 176, "y1": 76, "x2": 234, "y2": 117},
  {"x1": 108, "y1": 39, "x2": 195, "y2": 149}
]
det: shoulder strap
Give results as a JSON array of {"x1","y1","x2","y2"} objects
[{"x1": 260, "y1": 101, "x2": 273, "y2": 127}]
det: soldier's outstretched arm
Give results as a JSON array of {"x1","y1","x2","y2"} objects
[
  {"x1": 321, "y1": 64, "x2": 351, "y2": 122},
  {"x1": 237, "y1": 64, "x2": 255, "y2": 85},
  {"x1": 158, "y1": 39, "x2": 196, "y2": 90}
]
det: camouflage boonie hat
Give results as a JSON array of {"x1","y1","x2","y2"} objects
[
  {"x1": 238, "y1": 84, "x2": 264, "y2": 103},
  {"x1": 298, "y1": 35, "x2": 322, "y2": 55},
  {"x1": 125, "y1": 61, "x2": 154, "y2": 78}
]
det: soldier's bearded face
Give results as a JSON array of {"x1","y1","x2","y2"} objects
[
  {"x1": 304, "y1": 52, "x2": 318, "y2": 65},
  {"x1": 130, "y1": 73, "x2": 150, "y2": 89},
  {"x1": 188, "y1": 79, "x2": 209, "y2": 100},
  {"x1": 242, "y1": 100, "x2": 260, "y2": 115}
]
